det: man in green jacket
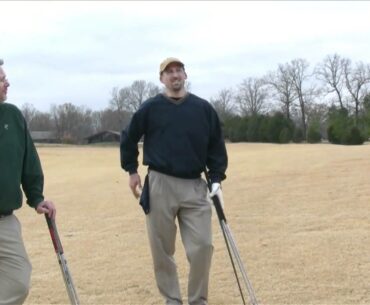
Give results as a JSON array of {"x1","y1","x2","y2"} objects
[{"x1": 0, "y1": 59, "x2": 56, "y2": 305}]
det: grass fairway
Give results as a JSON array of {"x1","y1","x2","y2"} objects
[{"x1": 19, "y1": 143, "x2": 370, "y2": 305}]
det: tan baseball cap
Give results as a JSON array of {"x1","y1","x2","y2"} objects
[{"x1": 159, "y1": 57, "x2": 184, "y2": 74}]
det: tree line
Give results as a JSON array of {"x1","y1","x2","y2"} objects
[{"x1": 21, "y1": 54, "x2": 370, "y2": 144}]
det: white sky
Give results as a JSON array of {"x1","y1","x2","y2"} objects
[{"x1": 1, "y1": 1, "x2": 370, "y2": 111}]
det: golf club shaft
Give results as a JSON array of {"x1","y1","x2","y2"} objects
[
  {"x1": 45, "y1": 215, "x2": 80, "y2": 305},
  {"x1": 222, "y1": 220, "x2": 258, "y2": 305},
  {"x1": 211, "y1": 191, "x2": 247, "y2": 304},
  {"x1": 204, "y1": 171, "x2": 258, "y2": 305},
  {"x1": 218, "y1": 213, "x2": 247, "y2": 305}
]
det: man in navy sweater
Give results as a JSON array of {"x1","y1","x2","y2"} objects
[{"x1": 120, "y1": 57, "x2": 227, "y2": 305}]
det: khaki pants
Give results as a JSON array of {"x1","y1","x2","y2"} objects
[
  {"x1": 146, "y1": 170, "x2": 213, "y2": 305},
  {"x1": 0, "y1": 215, "x2": 32, "y2": 305}
]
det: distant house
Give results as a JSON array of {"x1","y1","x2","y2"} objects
[
  {"x1": 85, "y1": 130, "x2": 120, "y2": 144},
  {"x1": 30, "y1": 131, "x2": 58, "y2": 143}
]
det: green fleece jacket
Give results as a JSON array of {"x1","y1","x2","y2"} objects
[{"x1": 0, "y1": 102, "x2": 44, "y2": 213}]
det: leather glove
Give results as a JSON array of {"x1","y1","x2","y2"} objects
[{"x1": 209, "y1": 182, "x2": 225, "y2": 209}]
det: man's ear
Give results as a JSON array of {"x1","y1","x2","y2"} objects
[
  {"x1": 159, "y1": 74, "x2": 164, "y2": 84},
  {"x1": 184, "y1": 72, "x2": 188, "y2": 80}
]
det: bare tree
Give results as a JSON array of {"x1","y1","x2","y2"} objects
[
  {"x1": 236, "y1": 77, "x2": 268, "y2": 116},
  {"x1": 21, "y1": 103, "x2": 54, "y2": 131},
  {"x1": 21, "y1": 103, "x2": 37, "y2": 126},
  {"x1": 288, "y1": 58, "x2": 313, "y2": 139},
  {"x1": 110, "y1": 80, "x2": 161, "y2": 113},
  {"x1": 210, "y1": 88, "x2": 235, "y2": 121},
  {"x1": 93, "y1": 108, "x2": 131, "y2": 132},
  {"x1": 129, "y1": 80, "x2": 149, "y2": 111},
  {"x1": 305, "y1": 102, "x2": 329, "y2": 138},
  {"x1": 265, "y1": 63, "x2": 297, "y2": 120},
  {"x1": 109, "y1": 86, "x2": 132, "y2": 129},
  {"x1": 29, "y1": 112, "x2": 53, "y2": 131},
  {"x1": 128, "y1": 80, "x2": 161, "y2": 112},
  {"x1": 343, "y1": 59, "x2": 370, "y2": 124},
  {"x1": 147, "y1": 82, "x2": 161, "y2": 98},
  {"x1": 110, "y1": 87, "x2": 131, "y2": 113},
  {"x1": 51, "y1": 103, "x2": 94, "y2": 143},
  {"x1": 315, "y1": 53, "x2": 346, "y2": 109}
]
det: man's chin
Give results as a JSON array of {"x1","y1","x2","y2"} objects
[{"x1": 171, "y1": 84, "x2": 183, "y2": 92}]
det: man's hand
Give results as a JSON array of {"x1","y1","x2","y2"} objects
[
  {"x1": 36, "y1": 200, "x2": 56, "y2": 219},
  {"x1": 209, "y1": 182, "x2": 221, "y2": 197},
  {"x1": 129, "y1": 173, "x2": 142, "y2": 199},
  {"x1": 209, "y1": 182, "x2": 225, "y2": 209}
]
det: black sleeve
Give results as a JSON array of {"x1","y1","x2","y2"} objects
[
  {"x1": 120, "y1": 107, "x2": 146, "y2": 174},
  {"x1": 206, "y1": 107, "x2": 228, "y2": 183}
]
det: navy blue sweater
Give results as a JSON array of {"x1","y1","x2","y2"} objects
[{"x1": 120, "y1": 93, "x2": 227, "y2": 183}]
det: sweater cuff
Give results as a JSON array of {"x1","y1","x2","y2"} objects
[
  {"x1": 209, "y1": 173, "x2": 226, "y2": 184},
  {"x1": 211, "y1": 178, "x2": 221, "y2": 184},
  {"x1": 129, "y1": 169, "x2": 138, "y2": 175},
  {"x1": 29, "y1": 197, "x2": 44, "y2": 209}
]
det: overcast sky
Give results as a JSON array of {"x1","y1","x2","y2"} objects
[{"x1": 1, "y1": 1, "x2": 370, "y2": 111}]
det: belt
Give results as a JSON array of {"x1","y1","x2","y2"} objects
[
  {"x1": 0, "y1": 211, "x2": 13, "y2": 218},
  {"x1": 148, "y1": 166, "x2": 201, "y2": 179}
]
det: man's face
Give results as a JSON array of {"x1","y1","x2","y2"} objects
[
  {"x1": 160, "y1": 63, "x2": 187, "y2": 92},
  {"x1": 0, "y1": 67, "x2": 9, "y2": 103}
]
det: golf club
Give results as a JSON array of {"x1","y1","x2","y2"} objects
[
  {"x1": 45, "y1": 215, "x2": 80, "y2": 305},
  {"x1": 205, "y1": 171, "x2": 258, "y2": 305}
]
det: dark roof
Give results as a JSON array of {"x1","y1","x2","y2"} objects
[
  {"x1": 85, "y1": 130, "x2": 120, "y2": 140},
  {"x1": 30, "y1": 131, "x2": 57, "y2": 140}
]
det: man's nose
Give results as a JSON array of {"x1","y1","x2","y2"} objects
[{"x1": 171, "y1": 71, "x2": 181, "y2": 77}]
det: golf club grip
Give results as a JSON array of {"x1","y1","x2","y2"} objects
[
  {"x1": 210, "y1": 194, "x2": 227, "y2": 222},
  {"x1": 45, "y1": 214, "x2": 64, "y2": 254},
  {"x1": 203, "y1": 170, "x2": 227, "y2": 222}
]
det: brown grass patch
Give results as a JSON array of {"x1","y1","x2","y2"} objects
[{"x1": 19, "y1": 143, "x2": 370, "y2": 304}]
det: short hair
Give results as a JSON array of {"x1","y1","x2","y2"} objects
[{"x1": 0, "y1": 59, "x2": 3, "y2": 66}]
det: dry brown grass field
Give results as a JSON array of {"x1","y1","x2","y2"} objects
[{"x1": 18, "y1": 143, "x2": 370, "y2": 305}]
